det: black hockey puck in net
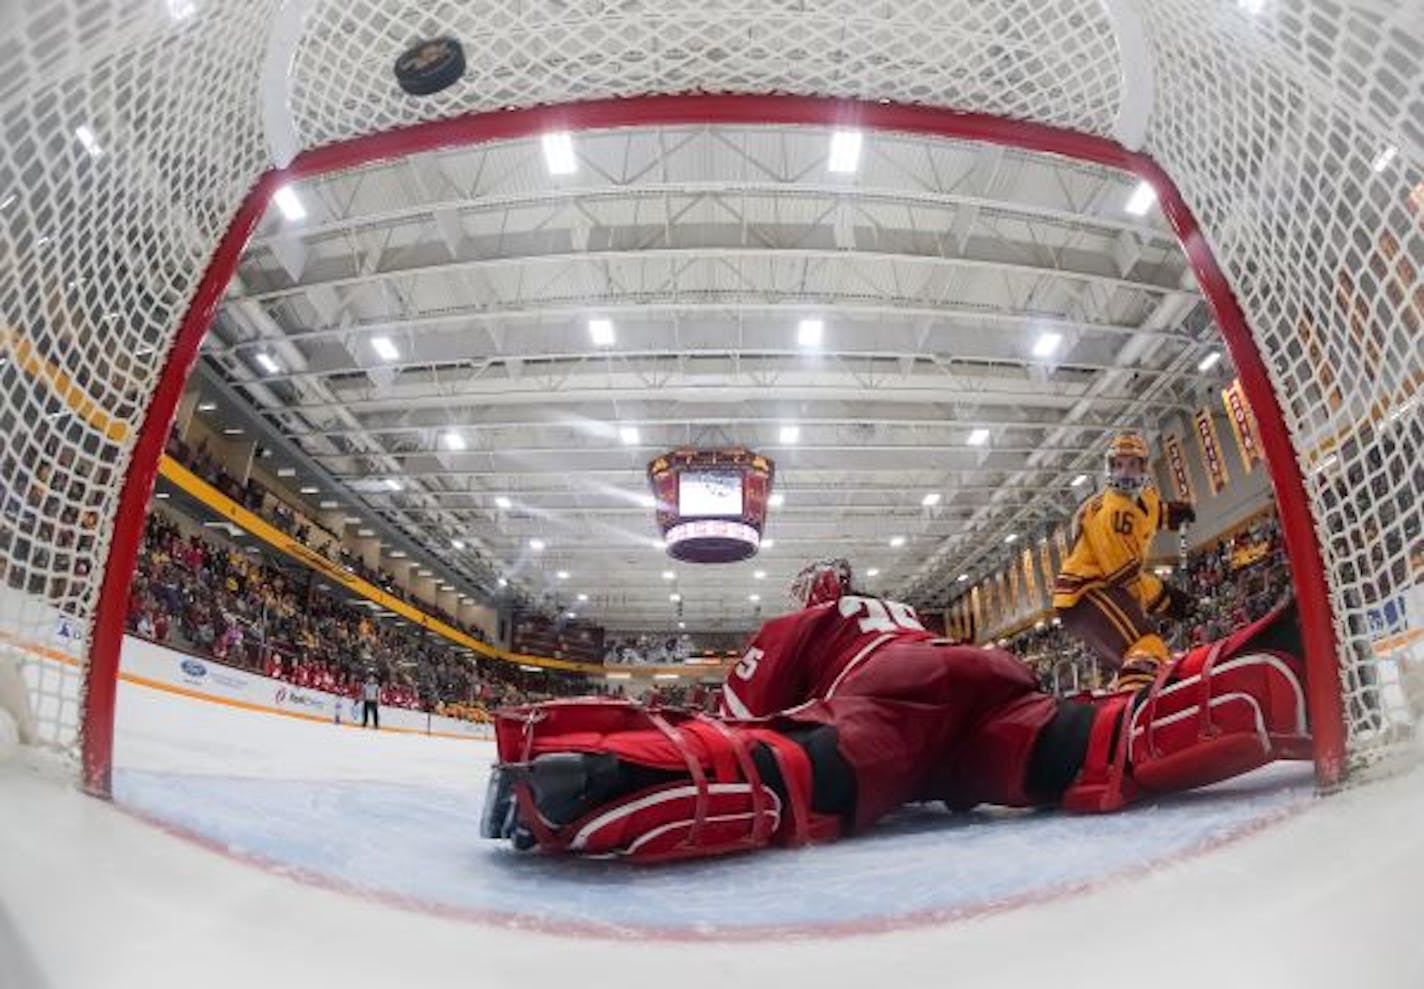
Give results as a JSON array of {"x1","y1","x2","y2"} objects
[{"x1": 393, "y1": 37, "x2": 466, "y2": 96}]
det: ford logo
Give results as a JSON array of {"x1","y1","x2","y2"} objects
[{"x1": 180, "y1": 659, "x2": 207, "y2": 678}]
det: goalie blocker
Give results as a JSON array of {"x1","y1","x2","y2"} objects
[{"x1": 481, "y1": 602, "x2": 1311, "y2": 862}]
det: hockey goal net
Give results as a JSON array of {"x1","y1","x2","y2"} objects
[{"x1": 0, "y1": 0, "x2": 1417, "y2": 793}]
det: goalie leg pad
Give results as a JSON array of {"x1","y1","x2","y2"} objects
[
  {"x1": 488, "y1": 700, "x2": 833, "y2": 861},
  {"x1": 1063, "y1": 601, "x2": 1311, "y2": 813}
]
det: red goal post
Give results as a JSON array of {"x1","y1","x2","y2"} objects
[{"x1": 76, "y1": 95, "x2": 1345, "y2": 794}]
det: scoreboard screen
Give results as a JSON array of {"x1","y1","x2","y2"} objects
[{"x1": 677, "y1": 471, "x2": 743, "y2": 518}]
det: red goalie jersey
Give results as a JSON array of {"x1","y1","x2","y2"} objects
[{"x1": 719, "y1": 594, "x2": 936, "y2": 719}]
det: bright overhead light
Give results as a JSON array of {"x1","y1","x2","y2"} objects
[
  {"x1": 494, "y1": 495, "x2": 512, "y2": 509},
  {"x1": 272, "y1": 185, "x2": 306, "y2": 221},
  {"x1": 661, "y1": 570, "x2": 676, "y2": 580},
  {"x1": 577, "y1": 593, "x2": 588, "y2": 602},
  {"x1": 588, "y1": 318, "x2": 615, "y2": 346},
  {"x1": 619, "y1": 425, "x2": 640, "y2": 445},
  {"x1": 967, "y1": 428, "x2": 990, "y2": 446},
  {"x1": 298, "y1": 485, "x2": 318, "y2": 495},
  {"x1": 383, "y1": 479, "x2": 402, "y2": 492},
  {"x1": 866, "y1": 567, "x2": 880, "y2": 577},
  {"x1": 167, "y1": 0, "x2": 196, "y2": 21},
  {"x1": 745, "y1": 593, "x2": 760, "y2": 604},
  {"x1": 196, "y1": 401, "x2": 217, "y2": 412},
  {"x1": 768, "y1": 492, "x2": 785, "y2": 508},
  {"x1": 319, "y1": 500, "x2": 338, "y2": 509},
  {"x1": 761, "y1": 539, "x2": 775, "y2": 550},
  {"x1": 388, "y1": 550, "x2": 407, "y2": 559},
  {"x1": 254, "y1": 352, "x2": 281, "y2": 374},
  {"x1": 357, "y1": 528, "x2": 374, "y2": 537},
  {"x1": 1237, "y1": 0, "x2": 1266, "y2": 13},
  {"x1": 1371, "y1": 146, "x2": 1398, "y2": 173},
  {"x1": 370, "y1": 336, "x2": 399, "y2": 361},
  {"x1": 957, "y1": 573, "x2": 969, "y2": 582},
  {"x1": 343, "y1": 516, "x2": 361, "y2": 524},
  {"x1": 1071, "y1": 473, "x2": 1089, "y2": 487},
  {"x1": 75, "y1": 125, "x2": 103, "y2": 158},
  {"x1": 556, "y1": 570, "x2": 570, "y2": 580},
  {"x1": 0, "y1": 194, "x2": 15, "y2": 211},
  {"x1": 677, "y1": 621, "x2": 686, "y2": 630},
  {"x1": 1125, "y1": 180, "x2": 1156, "y2": 217},
  {"x1": 1197, "y1": 351, "x2": 1223, "y2": 372},
  {"x1": 542, "y1": 131, "x2": 577, "y2": 175},
  {"x1": 75, "y1": 126, "x2": 103, "y2": 158},
  {"x1": 1005, "y1": 533, "x2": 1018, "y2": 544},
  {"x1": 497, "y1": 577, "x2": 509, "y2": 588},
  {"x1": 275, "y1": 466, "x2": 296, "y2": 477},
  {"x1": 451, "y1": 539, "x2": 466, "y2": 549},
  {"x1": 889, "y1": 535, "x2": 906, "y2": 548},
  {"x1": 779, "y1": 425, "x2": 800, "y2": 444},
  {"x1": 669, "y1": 592, "x2": 681, "y2": 602},
  {"x1": 753, "y1": 570, "x2": 766, "y2": 580},
  {"x1": 1032, "y1": 332, "x2": 1062, "y2": 358},
  {"x1": 565, "y1": 612, "x2": 577, "y2": 620},
  {"x1": 442, "y1": 431, "x2": 466, "y2": 451},
  {"x1": 921, "y1": 492, "x2": 941, "y2": 507},
  {"x1": 155, "y1": 492, "x2": 170, "y2": 500},
  {"x1": 222, "y1": 427, "x2": 243, "y2": 436},
  {"x1": 797, "y1": 318, "x2": 824, "y2": 347},
  {"x1": 828, "y1": 129, "x2": 863, "y2": 173},
  {"x1": 529, "y1": 538, "x2": 545, "y2": 551}
]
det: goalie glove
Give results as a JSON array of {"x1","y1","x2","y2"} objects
[{"x1": 1164, "y1": 500, "x2": 1196, "y2": 529}]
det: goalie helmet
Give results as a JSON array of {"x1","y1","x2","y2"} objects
[
  {"x1": 788, "y1": 558, "x2": 853, "y2": 608},
  {"x1": 1104, "y1": 431, "x2": 1152, "y2": 495}
]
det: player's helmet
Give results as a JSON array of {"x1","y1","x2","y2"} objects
[
  {"x1": 789, "y1": 558, "x2": 853, "y2": 608},
  {"x1": 1104, "y1": 431, "x2": 1152, "y2": 495}
]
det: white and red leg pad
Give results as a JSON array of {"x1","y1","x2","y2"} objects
[
  {"x1": 492, "y1": 698, "x2": 831, "y2": 862},
  {"x1": 1064, "y1": 605, "x2": 1312, "y2": 813}
]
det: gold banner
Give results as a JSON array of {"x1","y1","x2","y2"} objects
[
  {"x1": 1008, "y1": 559, "x2": 1022, "y2": 615},
  {"x1": 971, "y1": 584, "x2": 983, "y2": 642},
  {"x1": 1039, "y1": 538, "x2": 1056, "y2": 597},
  {"x1": 1054, "y1": 525, "x2": 1072, "y2": 567},
  {"x1": 1162, "y1": 432, "x2": 1194, "y2": 502},
  {"x1": 1221, "y1": 378, "x2": 1263, "y2": 471},
  {"x1": 1021, "y1": 546, "x2": 1038, "y2": 604},
  {"x1": 1193, "y1": 408, "x2": 1231, "y2": 495}
]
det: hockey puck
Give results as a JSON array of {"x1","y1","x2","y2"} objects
[{"x1": 393, "y1": 37, "x2": 466, "y2": 96}]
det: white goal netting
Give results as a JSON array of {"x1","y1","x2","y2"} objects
[{"x1": 0, "y1": 0, "x2": 1418, "y2": 784}]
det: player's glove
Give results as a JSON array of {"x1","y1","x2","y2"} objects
[
  {"x1": 1152, "y1": 584, "x2": 1194, "y2": 621},
  {"x1": 1165, "y1": 500, "x2": 1196, "y2": 528}
]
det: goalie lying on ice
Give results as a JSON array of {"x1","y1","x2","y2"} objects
[{"x1": 480, "y1": 559, "x2": 1311, "y2": 863}]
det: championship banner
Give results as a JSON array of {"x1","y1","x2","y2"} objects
[
  {"x1": 999, "y1": 571, "x2": 1013, "y2": 623},
  {"x1": 1021, "y1": 546, "x2": 1038, "y2": 603},
  {"x1": 1221, "y1": 378, "x2": 1263, "y2": 471},
  {"x1": 1054, "y1": 525, "x2": 1071, "y2": 568},
  {"x1": 1039, "y1": 538, "x2": 1056, "y2": 598},
  {"x1": 1162, "y1": 432, "x2": 1194, "y2": 502},
  {"x1": 970, "y1": 584, "x2": 983, "y2": 642},
  {"x1": 1008, "y1": 559, "x2": 1022, "y2": 615},
  {"x1": 986, "y1": 577, "x2": 999, "y2": 629},
  {"x1": 1193, "y1": 408, "x2": 1231, "y2": 495}
]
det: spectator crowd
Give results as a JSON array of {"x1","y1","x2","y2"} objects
[{"x1": 1005, "y1": 509, "x2": 1293, "y2": 695}]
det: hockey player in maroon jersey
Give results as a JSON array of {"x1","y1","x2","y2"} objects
[{"x1": 481, "y1": 559, "x2": 1312, "y2": 862}]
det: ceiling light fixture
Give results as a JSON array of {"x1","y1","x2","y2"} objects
[
  {"x1": 542, "y1": 132, "x2": 577, "y2": 175},
  {"x1": 828, "y1": 129, "x2": 863, "y2": 173},
  {"x1": 370, "y1": 336, "x2": 399, "y2": 361}
]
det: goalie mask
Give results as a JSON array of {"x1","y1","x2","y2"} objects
[
  {"x1": 1104, "y1": 431, "x2": 1151, "y2": 496},
  {"x1": 789, "y1": 558, "x2": 853, "y2": 608}
]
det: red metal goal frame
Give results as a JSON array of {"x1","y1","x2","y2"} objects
[{"x1": 81, "y1": 93, "x2": 1346, "y2": 796}]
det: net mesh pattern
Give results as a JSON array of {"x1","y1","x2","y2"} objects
[{"x1": 0, "y1": 0, "x2": 1417, "y2": 776}]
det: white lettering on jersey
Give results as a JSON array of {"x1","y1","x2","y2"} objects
[{"x1": 837, "y1": 595, "x2": 925, "y2": 634}]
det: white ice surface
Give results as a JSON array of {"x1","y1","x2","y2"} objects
[{"x1": 2, "y1": 679, "x2": 1424, "y2": 988}]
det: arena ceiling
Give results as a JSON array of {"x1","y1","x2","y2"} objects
[{"x1": 197, "y1": 122, "x2": 1226, "y2": 632}]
